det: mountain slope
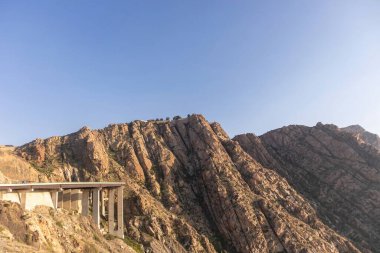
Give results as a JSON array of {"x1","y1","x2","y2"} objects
[
  {"x1": 0, "y1": 201, "x2": 136, "y2": 253},
  {"x1": 234, "y1": 123, "x2": 380, "y2": 252},
  {"x1": 14, "y1": 115, "x2": 361, "y2": 253},
  {"x1": 0, "y1": 145, "x2": 44, "y2": 183}
]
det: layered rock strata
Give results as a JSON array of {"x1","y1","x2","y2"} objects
[
  {"x1": 15, "y1": 116, "x2": 363, "y2": 253},
  {"x1": 235, "y1": 123, "x2": 380, "y2": 252}
]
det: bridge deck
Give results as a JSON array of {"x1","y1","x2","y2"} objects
[{"x1": 0, "y1": 182, "x2": 125, "y2": 191}]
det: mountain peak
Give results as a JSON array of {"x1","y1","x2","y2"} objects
[
  {"x1": 341, "y1": 124, "x2": 366, "y2": 133},
  {"x1": 341, "y1": 124, "x2": 380, "y2": 151}
]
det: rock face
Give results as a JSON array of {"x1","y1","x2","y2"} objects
[
  {"x1": 0, "y1": 201, "x2": 136, "y2": 253},
  {"x1": 234, "y1": 123, "x2": 380, "y2": 253},
  {"x1": 15, "y1": 115, "x2": 362, "y2": 253},
  {"x1": 0, "y1": 145, "x2": 44, "y2": 183}
]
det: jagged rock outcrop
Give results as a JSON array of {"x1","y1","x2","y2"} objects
[
  {"x1": 341, "y1": 125, "x2": 380, "y2": 151},
  {"x1": 14, "y1": 115, "x2": 363, "y2": 253},
  {"x1": 0, "y1": 201, "x2": 136, "y2": 253},
  {"x1": 234, "y1": 123, "x2": 380, "y2": 253}
]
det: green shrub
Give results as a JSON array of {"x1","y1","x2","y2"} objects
[
  {"x1": 56, "y1": 221, "x2": 63, "y2": 228},
  {"x1": 104, "y1": 234, "x2": 116, "y2": 240},
  {"x1": 124, "y1": 236, "x2": 144, "y2": 253},
  {"x1": 93, "y1": 234, "x2": 101, "y2": 242}
]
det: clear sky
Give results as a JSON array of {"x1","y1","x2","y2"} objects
[{"x1": 0, "y1": 1, "x2": 379, "y2": 145}]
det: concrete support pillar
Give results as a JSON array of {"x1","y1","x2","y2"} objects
[
  {"x1": 19, "y1": 191, "x2": 26, "y2": 209},
  {"x1": 117, "y1": 186, "x2": 124, "y2": 238},
  {"x1": 51, "y1": 191, "x2": 59, "y2": 209},
  {"x1": 108, "y1": 188, "x2": 115, "y2": 234},
  {"x1": 63, "y1": 190, "x2": 71, "y2": 210},
  {"x1": 71, "y1": 189, "x2": 82, "y2": 212},
  {"x1": 57, "y1": 191, "x2": 63, "y2": 208},
  {"x1": 82, "y1": 189, "x2": 90, "y2": 216},
  {"x1": 92, "y1": 188, "x2": 100, "y2": 228},
  {"x1": 101, "y1": 190, "x2": 106, "y2": 216}
]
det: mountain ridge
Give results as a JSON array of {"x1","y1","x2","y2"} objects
[
  {"x1": 234, "y1": 122, "x2": 380, "y2": 253},
  {"x1": 1, "y1": 115, "x2": 377, "y2": 252}
]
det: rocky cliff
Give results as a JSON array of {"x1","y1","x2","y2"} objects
[
  {"x1": 234, "y1": 123, "x2": 380, "y2": 253},
  {"x1": 13, "y1": 115, "x2": 363, "y2": 253}
]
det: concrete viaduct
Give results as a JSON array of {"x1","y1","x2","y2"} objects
[{"x1": 0, "y1": 182, "x2": 125, "y2": 238}]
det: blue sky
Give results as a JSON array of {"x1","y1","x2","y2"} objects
[{"x1": 0, "y1": 1, "x2": 379, "y2": 145}]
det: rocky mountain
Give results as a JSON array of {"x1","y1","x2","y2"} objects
[
  {"x1": 340, "y1": 125, "x2": 380, "y2": 151},
  {"x1": 9, "y1": 115, "x2": 364, "y2": 253},
  {"x1": 234, "y1": 123, "x2": 380, "y2": 253}
]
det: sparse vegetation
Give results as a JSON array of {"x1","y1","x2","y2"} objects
[
  {"x1": 107, "y1": 148, "x2": 118, "y2": 160},
  {"x1": 30, "y1": 161, "x2": 54, "y2": 177},
  {"x1": 209, "y1": 234, "x2": 224, "y2": 252},
  {"x1": 56, "y1": 221, "x2": 63, "y2": 228},
  {"x1": 124, "y1": 236, "x2": 144, "y2": 253},
  {"x1": 104, "y1": 234, "x2": 116, "y2": 240},
  {"x1": 30, "y1": 154, "x2": 56, "y2": 177},
  {"x1": 83, "y1": 243, "x2": 98, "y2": 253},
  {"x1": 93, "y1": 233, "x2": 101, "y2": 242}
]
